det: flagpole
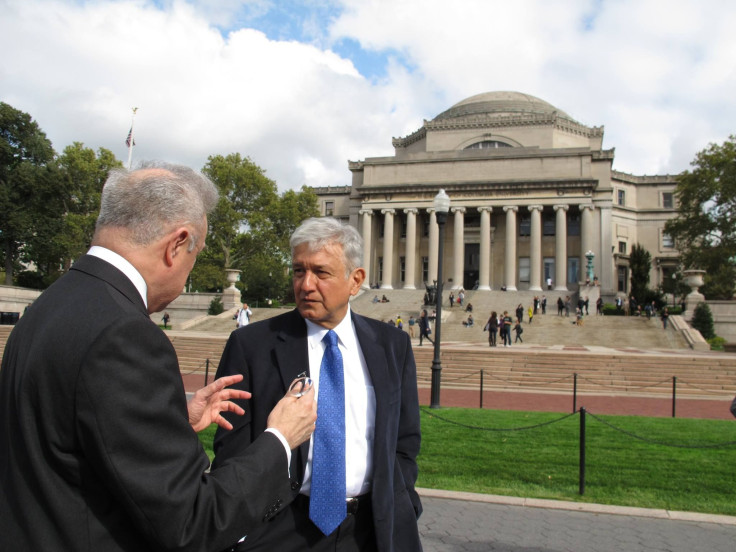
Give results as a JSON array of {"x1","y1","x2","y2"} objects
[{"x1": 126, "y1": 107, "x2": 138, "y2": 170}]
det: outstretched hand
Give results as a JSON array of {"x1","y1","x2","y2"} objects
[{"x1": 188, "y1": 374, "x2": 251, "y2": 432}]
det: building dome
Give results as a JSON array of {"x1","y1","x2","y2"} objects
[{"x1": 433, "y1": 91, "x2": 575, "y2": 123}]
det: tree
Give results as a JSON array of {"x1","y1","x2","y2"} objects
[
  {"x1": 691, "y1": 302, "x2": 715, "y2": 340},
  {"x1": 0, "y1": 102, "x2": 56, "y2": 285},
  {"x1": 192, "y1": 154, "x2": 319, "y2": 299},
  {"x1": 664, "y1": 135, "x2": 736, "y2": 299},
  {"x1": 629, "y1": 243, "x2": 651, "y2": 302},
  {"x1": 23, "y1": 143, "x2": 121, "y2": 284}
]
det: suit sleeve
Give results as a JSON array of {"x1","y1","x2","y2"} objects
[
  {"x1": 76, "y1": 317, "x2": 291, "y2": 552},
  {"x1": 396, "y1": 331, "x2": 423, "y2": 518}
]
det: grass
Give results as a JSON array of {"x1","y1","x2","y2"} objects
[{"x1": 198, "y1": 408, "x2": 736, "y2": 516}]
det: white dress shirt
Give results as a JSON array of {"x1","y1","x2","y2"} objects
[{"x1": 301, "y1": 307, "x2": 376, "y2": 498}]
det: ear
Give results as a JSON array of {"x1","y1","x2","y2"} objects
[
  {"x1": 164, "y1": 227, "x2": 191, "y2": 267},
  {"x1": 349, "y1": 267, "x2": 366, "y2": 296}
]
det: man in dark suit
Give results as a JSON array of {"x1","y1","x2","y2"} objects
[
  {"x1": 0, "y1": 162, "x2": 317, "y2": 552},
  {"x1": 213, "y1": 217, "x2": 423, "y2": 551}
]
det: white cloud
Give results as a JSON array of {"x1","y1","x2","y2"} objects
[{"x1": 1, "y1": 0, "x2": 734, "y2": 192}]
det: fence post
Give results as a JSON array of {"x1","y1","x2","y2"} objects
[
  {"x1": 579, "y1": 406, "x2": 586, "y2": 496},
  {"x1": 204, "y1": 358, "x2": 210, "y2": 387},
  {"x1": 672, "y1": 376, "x2": 677, "y2": 418},
  {"x1": 480, "y1": 369, "x2": 484, "y2": 409},
  {"x1": 573, "y1": 373, "x2": 578, "y2": 414}
]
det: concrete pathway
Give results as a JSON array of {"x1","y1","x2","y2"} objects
[{"x1": 418, "y1": 489, "x2": 736, "y2": 552}]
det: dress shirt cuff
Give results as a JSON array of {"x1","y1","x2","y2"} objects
[{"x1": 265, "y1": 427, "x2": 292, "y2": 474}]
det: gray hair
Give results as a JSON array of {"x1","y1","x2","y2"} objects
[
  {"x1": 96, "y1": 161, "x2": 218, "y2": 249},
  {"x1": 290, "y1": 217, "x2": 363, "y2": 276}
]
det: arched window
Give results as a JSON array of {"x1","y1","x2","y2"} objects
[{"x1": 465, "y1": 140, "x2": 512, "y2": 150}]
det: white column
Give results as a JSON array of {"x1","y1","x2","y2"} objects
[
  {"x1": 503, "y1": 206, "x2": 518, "y2": 291},
  {"x1": 427, "y1": 208, "x2": 438, "y2": 284},
  {"x1": 451, "y1": 207, "x2": 466, "y2": 290},
  {"x1": 528, "y1": 205, "x2": 543, "y2": 291},
  {"x1": 554, "y1": 204, "x2": 569, "y2": 291},
  {"x1": 380, "y1": 209, "x2": 395, "y2": 289},
  {"x1": 599, "y1": 201, "x2": 614, "y2": 294},
  {"x1": 580, "y1": 204, "x2": 594, "y2": 280},
  {"x1": 359, "y1": 209, "x2": 373, "y2": 290},
  {"x1": 477, "y1": 207, "x2": 492, "y2": 291},
  {"x1": 403, "y1": 208, "x2": 418, "y2": 289}
]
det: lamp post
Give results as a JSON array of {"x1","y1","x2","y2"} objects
[{"x1": 430, "y1": 189, "x2": 450, "y2": 409}]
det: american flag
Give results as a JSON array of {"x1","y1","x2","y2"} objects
[{"x1": 125, "y1": 127, "x2": 135, "y2": 147}]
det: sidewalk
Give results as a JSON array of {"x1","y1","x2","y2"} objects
[{"x1": 417, "y1": 489, "x2": 736, "y2": 552}]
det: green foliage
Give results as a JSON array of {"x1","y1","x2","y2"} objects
[
  {"x1": 192, "y1": 154, "x2": 319, "y2": 300},
  {"x1": 708, "y1": 336, "x2": 726, "y2": 351},
  {"x1": 208, "y1": 296, "x2": 224, "y2": 315},
  {"x1": 0, "y1": 102, "x2": 56, "y2": 285},
  {"x1": 691, "y1": 302, "x2": 715, "y2": 339},
  {"x1": 665, "y1": 135, "x2": 736, "y2": 299},
  {"x1": 629, "y1": 243, "x2": 651, "y2": 301},
  {"x1": 602, "y1": 303, "x2": 624, "y2": 316}
]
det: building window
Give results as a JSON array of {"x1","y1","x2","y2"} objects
[
  {"x1": 618, "y1": 266, "x2": 628, "y2": 293},
  {"x1": 567, "y1": 258, "x2": 579, "y2": 284},
  {"x1": 519, "y1": 214, "x2": 531, "y2": 236},
  {"x1": 568, "y1": 214, "x2": 580, "y2": 236},
  {"x1": 618, "y1": 241, "x2": 627, "y2": 254},
  {"x1": 378, "y1": 257, "x2": 383, "y2": 282},
  {"x1": 662, "y1": 233, "x2": 675, "y2": 248},
  {"x1": 662, "y1": 192, "x2": 674, "y2": 209},
  {"x1": 400, "y1": 218, "x2": 407, "y2": 238},
  {"x1": 519, "y1": 257, "x2": 530, "y2": 282},
  {"x1": 465, "y1": 140, "x2": 512, "y2": 149},
  {"x1": 399, "y1": 256, "x2": 406, "y2": 283},
  {"x1": 543, "y1": 214, "x2": 555, "y2": 236},
  {"x1": 423, "y1": 216, "x2": 429, "y2": 237},
  {"x1": 617, "y1": 189, "x2": 626, "y2": 206},
  {"x1": 422, "y1": 256, "x2": 429, "y2": 284},
  {"x1": 324, "y1": 200, "x2": 334, "y2": 216}
]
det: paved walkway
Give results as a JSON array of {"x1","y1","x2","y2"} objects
[{"x1": 417, "y1": 489, "x2": 736, "y2": 552}]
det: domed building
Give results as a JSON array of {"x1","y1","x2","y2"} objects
[{"x1": 314, "y1": 91, "x2": 679, "y2": 301}]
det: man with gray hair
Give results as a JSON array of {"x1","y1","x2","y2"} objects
[
  {"x1": 0, "y1": 162, "x2": 317, "y2": 551},
  {"x1": 213, "y1": 216, "x2": 423, "y2": 552}
]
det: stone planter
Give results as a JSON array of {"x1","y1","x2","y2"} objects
[{"x1": 682, "y1": 269, "x2": 706, "y2": 319}]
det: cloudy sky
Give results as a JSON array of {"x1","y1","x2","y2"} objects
[{"x1": 2, "y1": 0, "x2": 734, "y2": 191}]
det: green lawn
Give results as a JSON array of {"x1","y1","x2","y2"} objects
[{"x1": 198, "y1": 407, "x2": 736, "y2": 516}]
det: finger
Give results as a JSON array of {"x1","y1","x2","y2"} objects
[
  {"x1": 220, "y1": 401, "x2": 246, "y2": 416},
  {"x1": 219, "y1": 389, "x2": 251, "y2": 401},
  {"x1": 216, "y1": 374, "x2": 244, "y2": 387},
  {"x1": 213, "y1": 414, "x2": 234, "y2": 431}
]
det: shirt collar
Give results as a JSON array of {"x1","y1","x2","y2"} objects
[
  {"x1": 87, "y1": 246, "x2": 148, "y2": 309},
  {"x1": 304, "y1": 306, "x2": 355, "y2": 349}
]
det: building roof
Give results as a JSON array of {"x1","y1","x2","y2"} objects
[{"x1": 432, "y1": 91, "x2": 576, "y2": 123}]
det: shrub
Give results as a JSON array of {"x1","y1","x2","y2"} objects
[
  {"x1": 208, "y1": 296, "x2": 224, "y2": 315},
  {"x1": 691, "y1": 303, "x2": 715, "y2": 340},
  {"x1": 708, "y1": 336, "x2": 726, "y2": 351}
]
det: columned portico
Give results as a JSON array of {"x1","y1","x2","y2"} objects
[
  {"x1": 554, "y1": 204, "x2": 569, "y2": 291},
  {"x1": 403, "y1": 208, "x2": 418, "y2": 289},
  {"x1": 477, "y1": 207, "x2": 492, "y2": 290},
  {"x1": 451, "y1": 207, "x2": 466, "y2": 290},
  {"x1": 427, "y1": 208, "x2": 438, "y2": 284},
  {"x1": 359, "y1": 209, "x2": 373, "y2": 289},
  {"x1": 380, "y1": 209, "x2": 395, "y2": 289},
  {"x1": 503, "y1": 206, "x2": 518, "y2": 291},
  {"x1": 528, "y1": 205, "x2": 543, "y2": 291}
]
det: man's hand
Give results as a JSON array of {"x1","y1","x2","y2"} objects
[
  {"x1": 188, "y1": 374, "x2": 251, "y2": 432},
  {"x1": 266, "y1": 381, "x2": 317, "y2": 450}
]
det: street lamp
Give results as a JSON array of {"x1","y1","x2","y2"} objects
[{"x1": 430, "y1": 189, "x2": 450, "y2": 409}]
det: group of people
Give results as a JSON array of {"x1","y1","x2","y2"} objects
[
  {"x1": 483, "y1": 310, "x2": 522, "y2": 347},
  {"x1": 0, "y1": 162, "x2": 423, "y2": 551}
]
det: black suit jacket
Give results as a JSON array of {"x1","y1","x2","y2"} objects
[
  {"x1": 0, "y1": 255, "x2": 294, "y2": 552},
  {"x1": 212, "y1": 309, "x2": 422, "y2": 552}
]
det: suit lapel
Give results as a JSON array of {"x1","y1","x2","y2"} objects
[
  {"x1": 273, "y1": 310, "x2": 311, "y2": 470},
  {"x1": 71, "y1": 255, "x2": 147, "y2": 314}
]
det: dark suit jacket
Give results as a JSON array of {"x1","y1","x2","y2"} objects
[
  {"x1": 0, "y1": 255, "x2": 294, "y2": 552},
  {"x1": 212, "y1": 309, "x2": 422, "y2": 552}
]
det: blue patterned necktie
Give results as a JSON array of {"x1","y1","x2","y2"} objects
[{"x1": 309, "y1": 329, "x2": 347, "y2": 536}]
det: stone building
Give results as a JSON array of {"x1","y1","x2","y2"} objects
[{"x1": 313, "y1": 91, "x2": 679, "y2": 301}]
